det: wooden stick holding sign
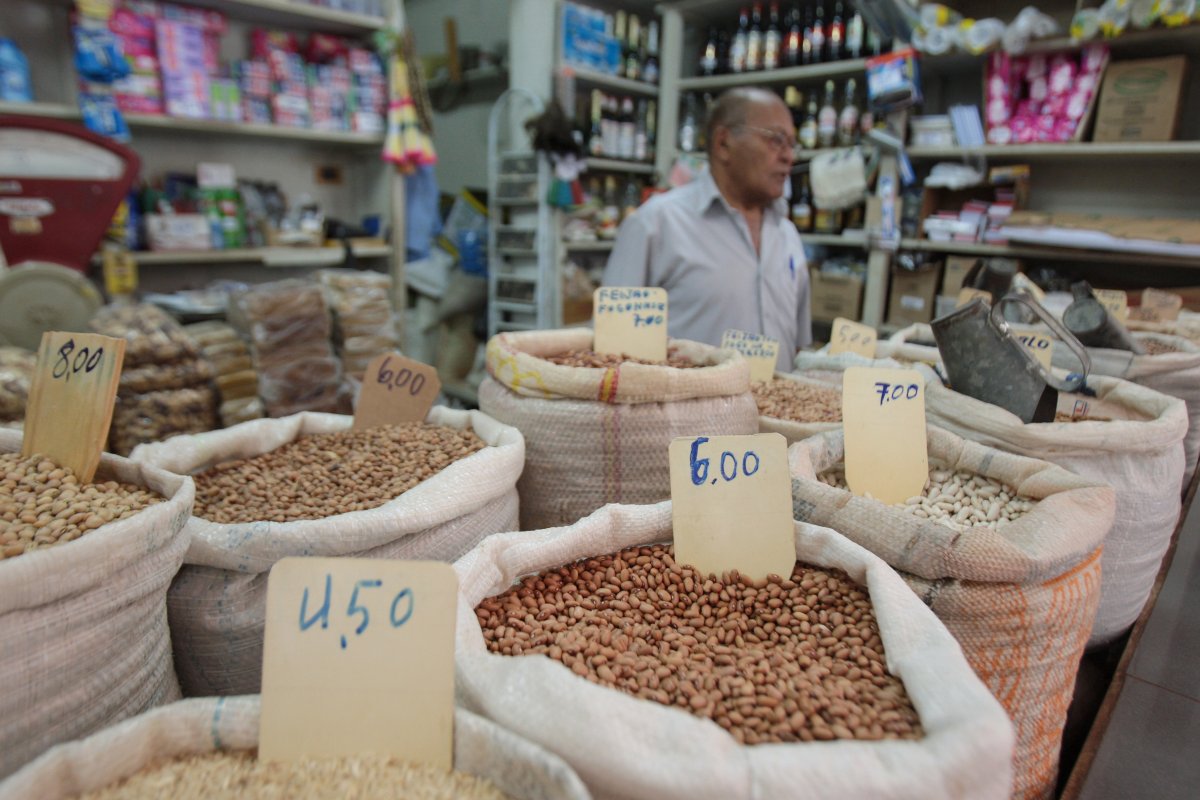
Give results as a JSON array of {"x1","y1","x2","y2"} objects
[
  {"x1": 22, "y1": 331, "x2": 125, "y2": 483},
  {"x1": 721, "y1": 329, "x2": 779, "y2": 382},
  {"x1": 259, "y1": 558, "x2": 457, "y2": 766},
  {"x1": 353, "y1": 353, "x2": 440, "y2": 431},
  {"x1": 593, "y1": 287, "x2": 668, "y2": 362},
  {"x1": 841, "y1": 367, "x2": 928, "y2": 505},
  {"x1": 828, "y1": 318, "x2": 877, "y2": 358}
]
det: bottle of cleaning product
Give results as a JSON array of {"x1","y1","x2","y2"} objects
[{"x1": 0, "y1": 39, "x2": 33, "y2": 102}]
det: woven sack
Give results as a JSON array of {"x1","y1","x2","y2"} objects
[
  {"x1": 793, "y1": 348, "x2": 905, "y2": 385},
  {"x1": 455, "y1": 502, "x2": 1015, "y2": 800},
  {"x1": 0, "y1": 696, "x2": 589, "y2": 800},
  {"x1": 0, "y1": 429, "x2": 193, "y2": 778},
  {"x1": 479, "y1": 329, "x2": 757, "y2": 529},
  {"x1": 130, "y1": 408, "x2": 524, "y2": 696},
  {"x1": 757, "y1": 371, "x2": 843, "y2": 443},
  {"x1": 789, "y1": 426, "x2": 1114, "y2": 800}
]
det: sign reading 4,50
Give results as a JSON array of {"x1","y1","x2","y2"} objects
[
  {"x1": 299, "y1": 573, "x2": 415, "y2": 650},
  {"x1": 52, "y1": 338, "x2": 105, "y2": 382},
  {"x1": 688, "y1": 436, "x2": 761, "y2": 486},
  {"x1": 874, "y1": 381, "x2": 919, "y2": 406}
]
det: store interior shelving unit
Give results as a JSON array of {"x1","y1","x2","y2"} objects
[{"x1": 4, "y1": 0, "x2": 407, "y2": 313}]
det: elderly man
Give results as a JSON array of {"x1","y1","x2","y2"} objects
[{"x1": 602, "y1": 87, "x2": 812, "y2": 371}]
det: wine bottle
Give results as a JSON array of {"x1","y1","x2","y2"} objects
[
  {"x1": 817, "y1": 79, "x2": 837, "y2": 148},
  {"x1": 730, "y1": 8, "x2": 750, "y2": 73},
  {"x1": 829, "y1": 1, "x2": 845, "y2": 61},
  {"x1": 747, "y1": 3, "x2": 764, "y2": 71},
  {"x1": 783, "y1": 6, "x2": 802, "y2": 67},
  {"x1": 763, "y1": 3, "x2": 782, "y2": 71}
]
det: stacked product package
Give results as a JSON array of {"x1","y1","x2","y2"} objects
[
  {"x1": 182, "y1": 321, "x2": 265, "y2": 426},
  {"x1": 90, "y1": 304, "x2": 219, "y2": 455},
  {"x1": 0, "y1": 348, "x2": 35, "y2": 430},
  {"x1": 985, "y1": 44, "x2": 1108, "y2": 145},
  {"x1": 318, "y1": 269, "x2": 399, "y2": 379}
]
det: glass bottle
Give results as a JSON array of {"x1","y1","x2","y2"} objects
[
  {"x1": 801, "y1": 6, "x2": 815, "y2": 65},
  {"x1": 730, "y1": 8, "x2": 750, "y2": 73},
  {"x1": 619, "y1": 96, "x2": 636, "y2": 159},
  {"x1": 837, "y1": 78, "x2": 860, "y2": 147},
  {"x1": 621, "y1": 178, "x2": 641, "y2": 220},
  {"x1": 791, "y1": 174, "x2": 813, "y2": 232},
  {"x1": 699, "y1": 27, "x2": 720, "y2": 76},
  {"x1": 679, "y1": 93, "x2": 698, "y2": 152},
  {"x1": 817, "y1": 79, "x2": 837, "y2": 148},
  {"x1": 783, "y1": 6, "x2": 802, "y2": 68},
  {"x1": 763, "y1": 2, "x2": 782, "y2": 70},
  {"x1": 846, "y1": 7, "x2": 864, "y2": 60},
  {"x1": 813, "y1": 201, "x2": 842, "y2": 233},
  {"x1": 588, "y1": 89, "x2": 604, "y2": 156},
  {"x1": 602, "y1": 94, "x2": 619, "y2": 156},
  {"x1": 829, "y1": 1, "x2": 845, "y2": 61},
  {"x1": 614, "y1": 11, "x2": 627, "y2": 78},
  {"x1": 746, "y1": 3, "x2": 764, "y2": 71},
  {"x1": 643, "y1": 20, "x2": 660, "y2": 83},
  {"x1": 811, "y1": 4, "x2": 826, "y2": 63},
  {"x1": 784, "y1": 85, "x2": 803, "y2": 133},
  {"x1": 799, "y1": 94, "x2": 819, "y2": 150},
  {"x1": 634, "y1": 99, "x2": 648, "y2": 161},
  {"x1": 625, "y1": 15, "x2": 641, "y2": 81},
  {"x1": 646, "y1": 99, "x2": 657, "y2": 160}
]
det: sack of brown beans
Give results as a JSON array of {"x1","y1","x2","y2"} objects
[
  {"x1": 1049, "y1": 332, "x2": 1200, "y2": 488},
  {"x1": 916, "y1": 364, "x2": 1187, "y2": 647},
  {"x1": 455, "y1": 502, "x2": 1015, "y2": 800},
  {"x1": 479, "y1": 329, "x2": 758, "y2": 530},
  {"x1": 0, "y1": 696, "x2": 590, "y2": 800},
  {"x1": 129, "y1": 408, "x2": 524, "y2": 697},
  {"x1": 789, "y1": 426, "x2": 1114, "y2": 800},
  {"x1": 754, "y1": 372, "x2": 842, "y2": 443},
  {"x1": 792, "y1": 350, "x2": 905, "y2": 385},
  {"x1": 0, "y1": 429, "x2": 194, "y2": 779}
]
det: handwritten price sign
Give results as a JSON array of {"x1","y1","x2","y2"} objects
[
  {"x1": 593, "y1": 287, "x2": 668, "y2": 362},
  {"x1": 842, "y1": 367, "x2": 928, "y2": 505},
  {"x1": 353, "y1": 353, "x2": 441, "y2": 431},
  {"x1": 828, "y1": 317, "x2": 877, "y2": 358},
  {"x1": 721, "y1": 329, "x2": 779, "y2": 382},
  {"x1": 669, "y1": 433, "x2": 795, "y2": 581},
  {"x1": 22, "y1": 331, "x2": 125, "y2": 483},
  {"x1": 260, "y1": 558, "x2": 457, "y2": 766},
  {"x1": 1141, "y1": 288, "x2": 1183, "y2": 322},
  {"x1": 1093, "y1": 289, "x2": 1128, "y2": 322}
]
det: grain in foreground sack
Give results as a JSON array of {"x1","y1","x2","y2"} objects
[{"x1": 755, "y1": 371, "x2": 843, "y2": 443}]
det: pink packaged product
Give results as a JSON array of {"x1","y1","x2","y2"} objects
[
  {"x1": 236, "y1": 60, "x2": 271, "y2": 99},
  {"x1": 305, "y1": 33, "x2": 351, "y2": 64},
  {"x1": 156, "y1": 18, "x2": 210, "y2": 118},
  {"x1": 985, "y1": 44, "x2": 1109, "y2": 145},
  {"x1": 251, "y1": 29, "x2": 300, "y2": 61},
  {"x1": 243, "y1": 98, "x2": 272, "y2": 125},
  {"x1": 272, "y1": 90, "x2": 310, "y2": 128},
  {"x1": 160, "y1": 2, "x2": 227, "y2": 35}
]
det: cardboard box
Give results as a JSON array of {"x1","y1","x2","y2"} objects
[
  {"x1": 809, "y1": 269, "x2": 864, "y2": 322},
  {"x1": 1093, "y1": 56, "x2": 1187, "y2": 142},
  {"x1": 942, "y1": 255, "x2": 979, "y2": 296},
  {"x1": 887, "y1": 263, "x2": 942, "y2": 327}
]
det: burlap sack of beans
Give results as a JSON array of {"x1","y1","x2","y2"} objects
[
  {"x1": 792, "y1": 348, "x2": 906, "y2": 386},
  {"x1": 756, "y1": 371, "x2": 843, "y2": 443},
  {"x1": 788, "y1": 426, "x2": 1114, "y2": 800},
  {"x1": 0, "y1": 430, "x2": 193, "y2": 779},
  {"x1": 1127, "y1": 309, "x2": 1200, "y2": 344},
  {"x1": 455, "y1": 502, "x2": 1015, "y2": 800},
  {"x1": 0, "y1": 696, "x2": 589, "y2": 800},
  {"x1": 885, "y1": 323, "x2": 944, "y2": 367},
  {"x1": 916, "y1": 364, "x2": 1187, "y2": 647},
  {"x1": 479, "y1": 329, "x2": 758, "y2": 530},
  {"x1": 1050, "y1": 332, "x2": 1200, "y2": 488},
  {"x1": 129, "y1": 408, "x2": 524, "y2": 697}
]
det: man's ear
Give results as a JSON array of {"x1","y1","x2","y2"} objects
[{"x1": 711, "y1": 125, "x2": 732, "y2": 161}]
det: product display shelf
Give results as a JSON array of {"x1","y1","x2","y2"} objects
[
  {"x1": 129, "y1": 244, "x2": 392, "y2": 267},
  {"x1": 803, "y1": 231, "x2": 869, "y2": 248},
  {"x1": 564, "y1": 66, "x2": 661, "y2": 97},
  {"x1": 908, "y1": 142, "x2": 1200, "y2": 160},
  {"x1": 564, "y1": 240, "x2": 616, "y2": 253},
  {"x1": 898, "y1": 239, "x2": 1200, "y2": 269},
  {"x1": 678, "y1": 57, "x2": 868, "y2": 91},
  {"x1": 586, "y1": 157, "x2": 656, "y2": 174},
  {"x1": 0, "y1": 100, "x2": 77, "y2": 120},
  {"x1": 43, "y1": 0, "x2": 388, "y2": 34}
]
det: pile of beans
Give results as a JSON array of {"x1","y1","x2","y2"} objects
[
  {"x1": 476, "y1": 543, "x2": 922, "y2": 745},
  {"x1": 818, "y1": 465, "x2": 1035, "y2": 531},
  {"x1": 752, "y1": 379, "x2": 842, "y2": 423},
  {"x1": 0, "y1": 453, "x2": 162, "y2": 560},
  {"x1": 80, "y1": 751, "x2": 507, "y2": 800},
  {"x1": 1140, "y1": 338, "x2": 1182, "y2": 356},
  {"x1": 193, "y1": 424, "x2": 485, "y2": 524},
  {"x1": 544, "y1": 349, "x2": 701, "y2": 369}
]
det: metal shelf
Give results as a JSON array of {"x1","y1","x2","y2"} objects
[
  {"x1": 898, "y1": 239, "x2": 1200, "y2": 269},
  {"x1": 803, "y1": 231, "x2": 869, "y2": 248},
  {"x1": 493, "y1": 300, "x2": 538, "y2": 313},
  {"x1": 497, "y1": 248, "x2": 538, "y2": 258},
  {"x1": 679, "y1": 58, "x2": 868, "y2": 91},
  {"x1": 565, "y1": 240, "x2": 616, "y2": 252},
  {"x1": 586, "y1": 157, "x2": 656, "y2": 174},
  {"x1": 908, "y1": 142, "x2": 1200, "y2": 160},
  {"x1": 131, "y1": 244, "x2": 391, "y2": 267},
  {"x1": 563, "y1": 67, "x2": 660, "y2": 97}
]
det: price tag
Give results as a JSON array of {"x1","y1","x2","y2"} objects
[
  {"x1": 841, "y1": 367, "x2": 928, "y2": 505},
  {"x1": 721, "y1": 329, "x2": 779, "y2": 382},
  {"x1": 669, "y1": 433, "x2": 796, "y2": 582},
  {"x1": 1013, "y1": 331, "x2": 1055, "y2": 370},
  {"x1": 1142, "y1": 288, "x2": 1183, "y2": 322},
  {"x1": 101, "y1": 250, "x2": 138, "y2": 296},
  {"x1": 260, "y1": 558, "x2": 457, "y2": 766},
  {"x1": 1093, "y1": 289, "x2": 1129, "y2": 322},
  {"x1": 22, "y1": 331, "x2": 125, "y2": 484},
  {"x1": 593, "y1": 287, "x2": 668, "y2": 362},
  {"x1": 353, "y1": 353, "x2": 441, "y2": 431},
  {"x1": 957, "y1": 287, "x2": 992, "y2": 308},
  {"x1": 828, "y1": 317, "x2": 877, "y2": 358}
]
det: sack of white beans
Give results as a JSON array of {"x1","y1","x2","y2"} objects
[
  {"x1": 788, "y1": 426, "x2": 1114, "y2": 800},
  {"x1": 455, "y1": 502, "x2": 1015, "y2": 800},
  {"x1": 885, "y1": 323, "x2": 944, "y2": 366},
  {"x1": 479, "y1": 329, "x2": 758, "y2": 530},
  {"x1": 1050, "y1": 332, "x2": 1200, "y2": 488},
  {"x1": 792, "y1": 350, "x2": 905, "y2": 386},
  {"x1": 0, "y1": 429, "x2": 193, "y2": 779},
  {"x1": 916, "y1": 364, "x2": 1187, "y2": 647},
  {"x1": 754, "y1": 372, "x2": 843, "y2": 443},
  {"x1": 130, "y1": 408, "x2": 524, "y2": 697},
  {"x1": 0, "y1": 696, "x2": 590, "y2": 800}
]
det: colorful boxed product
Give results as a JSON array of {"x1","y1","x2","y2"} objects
[
  {"x1": 986, "y1": 44, "x2": 1108, "y2": 145},
  {"x1": 156, "y1": 18, "x2": 209, "y2": 118}
]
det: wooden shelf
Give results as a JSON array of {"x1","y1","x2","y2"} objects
[
  {"x1": 679, "y1": 58, "x2": 867, "y2": 91},
  {"x1": 586, "y1": 157, "x2": 655, "y2": 174},
  {"x1": 131, "y1": 244, "x2": 391, "y2": 267},
  {"x1": 907, "y1": 142, "x2": 1200, "y2": 160},
  {"x1": 898, "y1": 238, "x2": 1200, "y2": 269}
]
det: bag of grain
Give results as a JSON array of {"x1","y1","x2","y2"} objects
[
  {"x1": 479, "y1": 329, "x2": 758, "y2": 530},
  {"x1": 455, "y1": 502, "x2": 1015, "y2": 800},
  {"x1": 789, "y1": 426, "x2": 1114, "y2": 800},
  {"x1": 917, "y1": 364, "x2": 1187, "y2": 647},
  {"x1": 0, "y1": 429, "x2": 193, "y2": 778},
  {"x1": 792, "y1": 349, "x2": 905, "y2": 385},
  {"x1": 754, "y1": 372, "x2": 843, "y2": 443},
  {"x1": 0, "y1": 696, "x2": 589, "y2": 800},
  {"x1": 886, "y1": 323, "x2": 944, "y2": 367},
  {"x1": 130, "y1": 408, "x2": 524, "y2": 697}
]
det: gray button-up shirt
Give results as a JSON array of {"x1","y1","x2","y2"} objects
[{"x1": 602, "y1": 171, "x2": 812, "y2": 371}]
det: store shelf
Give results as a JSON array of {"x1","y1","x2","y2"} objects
[
  {"x1": 563, "y1": 67, "x2": 660, "y2": 97},
  {"x1": 678, "y1": 58, "x2": 868, "y2": 91},
  {"x1": 426, "y1": 66, "x2": 508, "y2": 92},
  {"x1": 803, "y1": 231, "x2": 869, "y2": 248},
  {"x1": 498, "y1": 247, "x2": 538, "y2": 257},
  {"x1": 0, "y1": 100, "x2": 78, "y2": 119},
  {"x1": 565, "y1": 240, "x2": 615, "y2": 253},
  {"x1": 586, "y1": 157, "x2": 656, "y2": 174},
  {"x1": 71, "y1": 0, "x2": 390, "y2": 34},
  {"x1": 131, "y1": 244, "x2": 391, "y2": 267},
  {"x1": 493, "y1": 299, "x2": 538, "y2": 313},
  {"x1": 907, "y1": 142, "x2": 1200, "y2": 160},
  {"x1": 898, "y1": 238, "x2": 1200, "y2": 269}
]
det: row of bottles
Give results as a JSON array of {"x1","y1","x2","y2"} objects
[
  {"x1": 790, "y1": 173, "x2": 865, "y2": 234},
  {"x1": 586, "y1": 174, "x2": 652, "y2": 240},
  {"x1": 580, "y1": 90, "x2": 658, "y2": 163},
  {"x1": 788, "y1": 78, "x2": 871, "y2": 150},
  {"x1": 612, "y1": 11, "x2": 661, "y2": 84},
  {"x1": 698, "y1": 2, "x2": 888, "y2": 76}
]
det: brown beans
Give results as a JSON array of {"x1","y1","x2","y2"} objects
[
  {"x1": 543, "y1": 348, "x2": 701, "y2": 369},
  {"x1": 475, "y1": 544, "x2": 923, "y2": 744},
  {"x1": 192, "y1": 424, "x2": 485, "y2": 524},
  {"x1": 0, "y1": 453, "x2": 162, "y2": 560},
  {"x1": 1140, "y1": 338, "x2": 1181, "y2": 356},
  {"x1": 752, "y1": 379, "x2": 842, "y2": 423}
]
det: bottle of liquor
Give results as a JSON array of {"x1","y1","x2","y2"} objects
[
  {"x1": 791, "y1": 174, "x2": 813, "y2": 232},
  {"x1": 837, "y1": 78, "x2": 859, "y2": 146},
  {"x1": 626, "y1": 15, "x2": 642, "y2": 81},
  {"x1": 589, "y1": 89, "x2": 604, "y2": 156},
  {"x1": 621, "y1": 178, "x2": 641, "y2": 221},
  {"x1": 699, "y1": 26, "x2": 720, "y2": 76},
  {"x1": 602, "y1": 94, "x2": 619, "y2": 156},
  {"x1": 784, "y1": 85, "x2": 803, "y2": 133},
  {"x1": 813, "y1": 201, "x2": 842, "y2": 233},
  {"x1": 600, "y1": 176, "x2": 620, "y2": 238},
  {"x1": 679, "y1": 93, "x2": 698, "y2": 152},
  {"x1": 730, "y1": 8, "x2": 750, "y2": 73},
  {"x1": 763, "y1": 3, "x2": 782, "y2": 70},
  {"x1": 634, "y1": 99, "x2": 648, "y2": 161},
  {"x1": 811, "y1": 4, "x2": 826, "y2": 63},
  {"x1": 829, "y1": 1, "x2": 845, "y2": 61},
  {"x1": 614, "y1": 11, "x2": 627, "y2": 78},
  {"x1": 866, "y1": 25, "x2": 883, "y2": 57},
  {"x1": 746, "y1": 3, "x2": 764, "y2": 71},
  {"x1": 643, "y1": 20, "x2": 660, "y2": 83},
  {"x1": 798, "y1": 94, "x2": 819, "y2": 150},
  {"x1": 846, "y1": 6, "x2": 864, "y2": 60},
  {"x1": 802, "y1": 6, "x2": 815, "y2": 65},
  {"x1": 859, "y1": 99, "x2": 875, "y2": 140},
  {"x1": 783, "y1": 6, "x2": 802, "y2": 67},
  {"x1": 817, "y1": 79, "x2": 837, "y2": 148},
  {"x1": 646, "y1": 99, "x2": 657, "y2": 160},
  {"x1": 619, "y1": 96, "x2": 636, "y2": 159}
]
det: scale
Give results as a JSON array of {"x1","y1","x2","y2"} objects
[{"x1": 0, "y1": 115, "x2": 140, "y2": 350}]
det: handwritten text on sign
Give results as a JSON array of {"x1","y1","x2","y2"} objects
[
  {"x1": 721, "y1": 329, "x2": 779, "y2": 382},
  {"x1": 593, "y1": 287, "x2": 668, "y2": 362},
  {"x1": 259, "y1": 558, "x2": 457, "y2": 767},
  {"x1": 22, "y1": 331, "x2": 126, "y2": 484},
  {"x1": 841, "y1": 367, "x2": 928, "y2": 505},
  {"x1": 1141, "y1": 288, "x2": 1183, "y2": 322},
  {"x1": 828, "y1": 317, "x2": 877, "y2": 358},
  {"x1": 353, "y1": 353, "x2": 441, "y2": 431},
  {"x1": 1093, "y1": 289, "x2": 1129, "y2": 322},
  {"x1": 669, "y1": 433, "x2": 795, "y2": 582}
]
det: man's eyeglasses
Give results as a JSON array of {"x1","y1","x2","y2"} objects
[{"x1": 736, "y1": 125, "x2": 796, "y2": 153}]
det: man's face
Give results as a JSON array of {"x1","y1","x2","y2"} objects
[{"x1": 721, "y1": 100, "x2": 796, "y2": 206}]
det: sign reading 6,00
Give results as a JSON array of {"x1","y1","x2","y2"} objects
[{"x1": 688, "y1": 436, "x2": 762, "y2": 486}]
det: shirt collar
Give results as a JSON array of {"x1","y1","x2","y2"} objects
[{"x1": 694, "y1": 168, "x2": 789, "y2": 220}]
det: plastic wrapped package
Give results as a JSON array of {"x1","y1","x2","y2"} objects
[
  {"x1": 234, "y1": 280, "x2": 333, "y2": 351},
  {"x1": 218, "y1": 396, "x2": 266, "y2": 426},
  {"x1": 110, "y1": 386, "x2": 220, "y2": 457},
  {"x1": 118, "y1": 358, "x2": 215, "y2": 395},
  {"x1": 182, "y1": 321, "x2": 264, "y2": 429},
  {"x1": 0, "y1": 347, "x2": 36, "y2": 423},
  {"x1": 90, "y1": 304, "x2": 199, "y2": 367},
  {"x1": 318, "y1": 269, "x2": 399, "y2": 379}
]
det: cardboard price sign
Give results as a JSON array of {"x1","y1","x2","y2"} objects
[
  {"x1": 669, "y1": 433, "x2": 796, "y2": 582},
  {"x1": 353, "y1": 353, "x2": 440, "y2": 431},
  {"x1": 22, "y1": 331, "x2": 125, "y2": 483},
  {"x1": 721, "y1": 329, "x2": 779, "y2": 382},
  {"x1": 841, "y1": 367, "x2": 928, "y2": 505},
  {"x1": 1013, "y1": 331, "x2": 1055, "y2": 370},
  {"x1": 1093, "y1": 289, "x2": 1129, "y2": 322},
  {"x1": 593, "y1": 287, "x2": 668, "y2": 362},
  {"x1": 957, "y1": 287, "x2": 992, "y2": 308},
  {"x1": 1141, "y1": 288, "x2": 1183, "y2": 322},
  {"x1": 828, "y1": 317, "x2": 877, "y2": 358},
  {"x1": 260, "y1": 558, "x2": 457, "y2": 766}
]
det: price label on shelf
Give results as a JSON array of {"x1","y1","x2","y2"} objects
[
  {"x1": 22, "y1": 331, "x2": 125, "y2": 484},
  {"x1": 841, "y1": 367, "x2": 928, "y2": 505},
  {"x1": 1141, "y1": 288, "x2": 1183, "y2": 322},
  {"x1": 1093, "y1": 289, "x2": 1129, "y2": 322},
  {"x1": 593, "y1": 287, "x2": 668, "y2": 362},
  {"x1": 721, "y1": 329, "x2": 779, "y2": 382},
  {"x1": 957, "y1": 287, "x2": 992, "y2": 308},
  {"x1": 353, "y1": 353, "x2": 441, "y2": 431},
  {"x1": 259, "y1": 558, "x2": 457, "y2": 766},
  {"x1": 669, "y1": 433, "x2": 795, "y2": 582},
  {"x1": 828, "y1": 317, "x2": 877, "y2": 358},
  {"x1": 1012, "y1": 330, "x2": 1055, "y2": 370}
]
